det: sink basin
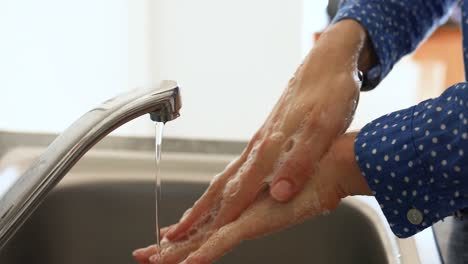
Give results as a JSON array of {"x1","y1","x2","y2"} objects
[
  {"x1": 0, "y1": 132, "x2": 433, "y2": 263},
  {"x1": 1, "y1": 179, "x2": 390, "y2": 264}
]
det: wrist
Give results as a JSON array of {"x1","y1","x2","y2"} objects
[
  {"x1": 310, "y1": 19, "x2": 377, "y2": 74},
  {"x1": 330, "y1": 133, "x2": 373, "y2": 197}
]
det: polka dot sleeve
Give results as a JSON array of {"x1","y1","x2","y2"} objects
[
  {"x1": 355, "y1": 83, "x2": 468, "y2": 238},
  {"x1": 332, "y1": 0, "x2": 456, "y2": 90}
]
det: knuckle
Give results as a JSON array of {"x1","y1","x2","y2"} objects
[
  {"x1": 282, "y1": 159, "x2": 306, "y2": 176},
  {"x1": 255, "y1": 139, "x2": 271, "y2": 156},
  {"x1": 222, "y1": 178, "x2": 240, "y2": 198},
  {"x1": 301, "y1": 112, "x2": 326, "y2": 134}
]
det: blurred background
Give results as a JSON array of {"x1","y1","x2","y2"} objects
[{"x1": 0, "y1": 0, "x2": 462, "y2": 140}]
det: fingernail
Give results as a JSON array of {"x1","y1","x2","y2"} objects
[{"x1": 271, "y1": 180, "x2": 293, "y2": 201}]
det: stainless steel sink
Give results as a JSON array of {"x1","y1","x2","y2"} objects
[
  {"x1": 1, "y1": 180, "x2": 389, "y2": 264},
  {"x1": 0, "y1": 132, "x2": 436, "y2": 263}
]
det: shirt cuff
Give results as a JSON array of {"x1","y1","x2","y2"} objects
[
  {"x1": 354, "y1": 83, "x2": 468, "y2": 238},
  {"x1": 354, "y1": 106, "x2": 425, "y2": 238}
]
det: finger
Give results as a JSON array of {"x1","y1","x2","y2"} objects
[
  {"x1": 133, "y1": 245, "x2": 159, "y2": 264},
  {"x1": 165, "y1": 168, "x2": 234, "y2": 241},
  {"x1": 166, "y1": 152, "x2": 250, "y2": 241},
  {"x1": 212, "y1": 138, "x2": 282, "y2": 228},
  {"x1": 269, "y1": 141, "x2": 315, "y2": 202},
  {"x1": 269, "y1": 106, "x2": 341, "y2": 202},
  {"x1": 164, "y1": 179, "x2": 221, "y2": 241},
  {"x1": 287, "y1": 136, "x2": 356, "y2": 213},
  {"x1": 160, "y1": 224, "x2": 176, "y2": 238},
  {"x1": 180, "y1": 195, "x2": 280, "y2": 264},
  {"x1": 179, "y1": 225, "x2": 243, "y2": 264},
  {"x1": 150, "y1": 236, "x2": 207, "y2": 264}
]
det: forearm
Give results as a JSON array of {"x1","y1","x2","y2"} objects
[{"x1": 301, "y1": 19, "x2": 375, "y2": 80}]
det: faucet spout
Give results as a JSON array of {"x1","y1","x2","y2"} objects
[{"x1": 0, "y1": 80, "x2": 182, "y2": 249}]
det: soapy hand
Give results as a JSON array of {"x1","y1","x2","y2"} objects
[
  {"x1": 157, "y1": 20, "x2": 370, "y2": 245},
  {"x1": 133, "y1": 133, "x2": 372, "y2": 264}
]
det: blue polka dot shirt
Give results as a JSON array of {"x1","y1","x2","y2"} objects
[{"x1": 333, "y1": 0, "x2": 468, "y2": 238}]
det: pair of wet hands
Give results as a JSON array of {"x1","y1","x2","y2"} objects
[
  {"x1": 132, "y1": 131, "x2": 362, "y2": 264},
  {"x1": 133, "y1": 29, "x2": 365, "y2": 262}
]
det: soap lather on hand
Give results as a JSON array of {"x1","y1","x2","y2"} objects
[{"x1": 133, "y1": 133, "x2": 371, "y2": 264}]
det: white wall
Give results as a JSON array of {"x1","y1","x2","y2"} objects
[
  {"x1": 1, "y1": 0, "x2": 422, "y2": 141},
  {"x1": 149, "y1": 0, "x2": 309, "y2": 140},
  {"x1": 0, "y1": 0, "x2": 129, "y2": 133}
]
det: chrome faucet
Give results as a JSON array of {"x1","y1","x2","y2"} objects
[{"x1": 0, "y1": 80, "x2": 182, "y2": 249}]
